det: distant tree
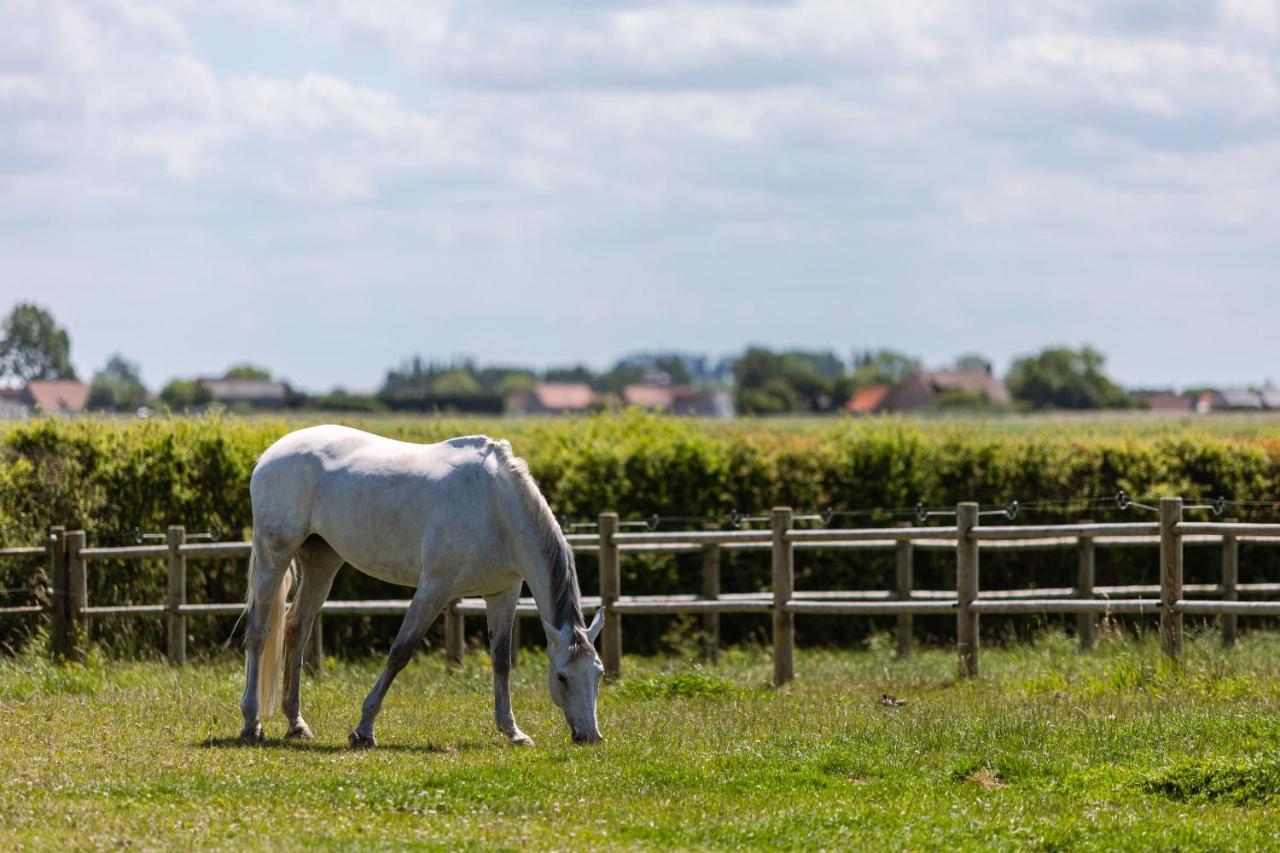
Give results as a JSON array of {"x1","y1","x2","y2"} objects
[
  {"x1": 543, "y1": 365, "x2": 595, "y2": 385},
  {"x1": 0, "y1": 303, "x2": 76, "y2": 380},
  {"x1": 224, "y1": 363, "x2": 271, "y2": 380},
  {"x1": 783, "y1": 350, "x2": 845, "y2": 381},
  {"x1": 954, "y1": 353, "x2": 993, "y2": 374},
  {"x1": 378, "y1": 356, "x2": 505, "y2": 413},
  {"x1": 159, "y1": 379, "x2": 213, "y2": 411},
  {"x1": 306, "y1": 390, "x2": 387, "y2": 413},
  {"x1": 495, "y1": 372, "x2": 535, "y2": 397},
  {"x1": 1006, "y1": 346, "x2": 1133, "y2": 410},
  {"x1": 87, "y1": 354, "x2": 149, "y2": 411},
  {"x1": 850, "y1": 349, "x2": 919, "y2": 388},
  {"x1": 432, "y1": 370, "x2": 481, "y2": 396},
  {"x1": 733, "y1": 347, "x2": 844, "y2": 414}
]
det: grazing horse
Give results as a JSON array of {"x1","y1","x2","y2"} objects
[{"x1": 239, "y1": 425, "x2": 606, "y2": 748}]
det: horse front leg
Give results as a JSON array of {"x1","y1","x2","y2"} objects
[
  {"x1": 281, "y1": 544, "x2": 342, "y2": 740},
  {"x1": 486, "y1": 582, "x2": 533, "y2": 746},
  {"x1": 349, "y1": 581, "x2": 450, "y2": 749}
]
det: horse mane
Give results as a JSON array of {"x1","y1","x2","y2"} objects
[{"x1": 495, "y1": 440, "x2": 585, "y2": 633}]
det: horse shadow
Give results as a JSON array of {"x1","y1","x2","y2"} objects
[{"x1": 198, "y1": 736, "x2": 485, "y2": 755}]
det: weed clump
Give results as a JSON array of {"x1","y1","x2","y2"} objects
[
  {"x1": 614, "y1": 667, "x2": 740, "y2": 701},
  {"x1": 1143, "y1": 755, "x2": 1280, "y2": 806}
]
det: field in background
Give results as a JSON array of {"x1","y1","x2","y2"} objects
[
  {"x1": 2, "y1": 631, "x2": 1280, "y2": 848},
  {"x1": 264, "y1": 409, "x2": 1280, "y2": 441}
]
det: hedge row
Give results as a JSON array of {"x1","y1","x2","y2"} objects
[{"x1": 2, "y1": 413, "x2": 1278, "y2": 656}]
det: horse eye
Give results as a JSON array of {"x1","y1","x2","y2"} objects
[{"x1": 557, "y1": 674, "x2": 568, "y2": 684}]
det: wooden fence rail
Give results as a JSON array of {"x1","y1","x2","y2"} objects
[{"x1": 4, "y1": 496, "x2": 1280, "y2": 682}]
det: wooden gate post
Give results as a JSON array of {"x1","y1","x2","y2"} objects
[
  {"x1": 1160, "y1": 498, "x2": 1183, "y2": 660},
  {"x1": 701, "y1": 542, "x2": 721, "y2": 664},
  {"x1": 956, "y1": 502, "x2": 980, "y2": 679},
  {"x1": 1221, "y1": 521, "x2": 1238, "y2": 647},
  {"x1": 66, "y1": 530, "x2": 87, "y2": 660},
  {"x1": 771, "y1": 507, "x2": 795, "y2": 686},
  {"x1": 598, "y1": 512, "x2": 621, "y2": 679},
  {"x1": 895, "y1": 523, "x2": 913, "y2": 659},
  {"x1": 445, "y1": 601, "x2": 464, "y2": 668},
  {"x1": 166, "y1": 526, "x2": 187, "y2": 665},
  {"x1": 47, "y1": 526, "x2": 67, "y2": 658},
  {"x1": 1076, "y1": 532, "x2": 1097, "y2": 651}
]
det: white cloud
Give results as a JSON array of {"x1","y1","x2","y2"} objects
[{"x1": 1, "y1": 0, "x2": 1279, "y2": 387}]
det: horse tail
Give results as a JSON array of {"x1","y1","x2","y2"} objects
[
  {"x1": 246, "y1": 548, "x2": 294, "y2": 715},
  {"x1": 494, "y1": 439, "x2": 583, "y2": 630}
]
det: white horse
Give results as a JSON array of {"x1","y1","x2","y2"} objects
[{"x1": 239, "y1": 425, "x2": 606, "y2": 748}]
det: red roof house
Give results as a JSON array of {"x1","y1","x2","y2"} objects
[
  {"x1": 24, "y1": 380, "x2": 89, "y2": 414},
  {"x1": 845, "y1": 384, "x2": 891, "y2": 415},
  {"x1": 506, "y1": 383, "x2": 596, "y2": 415}
]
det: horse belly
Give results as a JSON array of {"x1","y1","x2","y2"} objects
[{"x1": 307, "y1": 480, "x2": 428, "y2": 587}]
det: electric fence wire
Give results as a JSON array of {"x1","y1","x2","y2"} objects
[{"x1": 553, "y1": 489, "x2": 1280, "y2": 533}]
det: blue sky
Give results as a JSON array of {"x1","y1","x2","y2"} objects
[{"x1": 2, "y1": 0, "x2": 1278, "y2": 392}]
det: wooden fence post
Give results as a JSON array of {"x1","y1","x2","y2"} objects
[
  {"x1": 771, "y1": 507, "x2": 795, "y2": 686},
  {"x1": 66, "y1": 530, "x2": 87, "y2": 660},
  {"x1": 895, "y1": 523, "x2": 913, "y2": 659},
  {"x1": 166, "y1": 525, "x2": 186, "y2": 666},
  {"x1": 598, "y1": 512, "x2": 621, "y2": 679},
  {"x1": 701, "y1": 543, "x2": 721, "y2": 664},
  {"x1": 956, "y1": 502, "x2": 980, "y2": 679},
  {"x1": 1076, "y1": 532, "x2": 1096, "y2": 651},
  {"x1": 1160, "y1": 497, "x2": 1183, "y2": 660},
  {"x1": 1221, "y1": 520, "x2": 1238, "y2": 648},
  {"x1": 306, "y1": 614, "x2": 324, "y2": 675},
  {"x1": 445, "y1": 601, "x2": 464, "y2": 669},
  {"x1": 47, "y1": 526, "x2": 67, "y2": 658}
]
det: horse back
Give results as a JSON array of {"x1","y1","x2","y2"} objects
[{"x1": 251, "y1": 426, "x2": 520, "y2": 584}]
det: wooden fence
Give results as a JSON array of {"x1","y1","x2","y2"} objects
[{"x1": 4, "y1": 497, "x2": 1280, "y2": 683}]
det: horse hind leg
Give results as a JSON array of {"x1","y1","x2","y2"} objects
[
  {"x1": 281, "y1": 537, "x2": 343, "y2": 739},
  {"x1": 239, "y1": 537, "x2": 296, "y2": 741}
]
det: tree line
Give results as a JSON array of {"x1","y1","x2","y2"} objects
[{"x1": 2, "y1": 301, "x2": 1139, "y2": 413}]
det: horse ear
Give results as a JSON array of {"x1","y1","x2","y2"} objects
[
  {"x1": 542, "y1": 618, "x2": 562, "y2": 647},
  {"x1": 543, "y1": 619, "x2": 574, "y2": 649},
  {"x1": 586, "y1": 607, "x2": 606, "y2": 643}
]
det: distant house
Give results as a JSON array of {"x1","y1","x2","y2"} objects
[
  {"x1": 883, "y1": 369, "x2": 1010, "y2": 412},
  {"x1": 845, "y1": 384, "x2": 891, "y2": 415},
  {"x1": 198, "y1": 378, "x2": 289, "y2": 410},
  {"x1": 0, "y1": 386, "x2": 28, "y2": 418},
  {"x1": 621, "y1": 384, "x2": 726, "y2": 416},
  {"x1": 1262, "y1": 389, "x2": 1280, "y2": 410},
  {"x1": 1216, "y1": 388, "x2": 1264, "y2": 411},
  {"x1": 505, "y1": 383, "x2": 596, "y2": 415},
  {"x1": 1133, "y1": 390, "x2": 1194, "y2": 413},
  {"x1": 23, "y1": 380, "x2": 89, "y2": 414}
]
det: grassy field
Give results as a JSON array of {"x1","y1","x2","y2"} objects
[
  {"x1": 3, "y1": 632, "x2": 1280, "y2": 850},
  {"x1": 272, "y1": 410, "x2": 1280, "y2": 442}
]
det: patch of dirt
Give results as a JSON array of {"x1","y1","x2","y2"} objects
[{"x1": 967, "y1": 769, "x2": 1006, "y2": 790}]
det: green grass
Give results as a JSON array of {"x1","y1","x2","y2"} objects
[{"x1": 3, "y1": 632, "x2": 1280, "y2": 850}]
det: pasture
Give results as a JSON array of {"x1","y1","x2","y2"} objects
[{"x1": 4, "y1": 631, "x2": 1280, "y2": 849}]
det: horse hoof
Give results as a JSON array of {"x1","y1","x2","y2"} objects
[
  {"x1": 240, "y1": 723, "x2": 264, "y2": 744},
  {"x1": 509, "y1": 733, "x2": 535, "y2": 747},
  {"x1": 285, "y1": 722, "x2": 315, "y2": 740},
  {"x1": 348, "y1": 731, "x2": 377, "y2": 750}
]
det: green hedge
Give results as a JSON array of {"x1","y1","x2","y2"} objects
[{"x1": 2, "y1": 413, "x2": 1278, "y2": 657}]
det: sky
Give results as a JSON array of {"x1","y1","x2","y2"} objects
[{"x1": 2, "y1": 0, "x2": 1279, "y2": 393}]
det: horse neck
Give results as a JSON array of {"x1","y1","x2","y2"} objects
[{"x1": 515, "y1": 530, "x2": 582, "y2": 634}]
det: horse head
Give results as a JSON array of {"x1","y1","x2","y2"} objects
[{"x1": 543, "y1": 607, "x2": 606, "y2": 743}]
